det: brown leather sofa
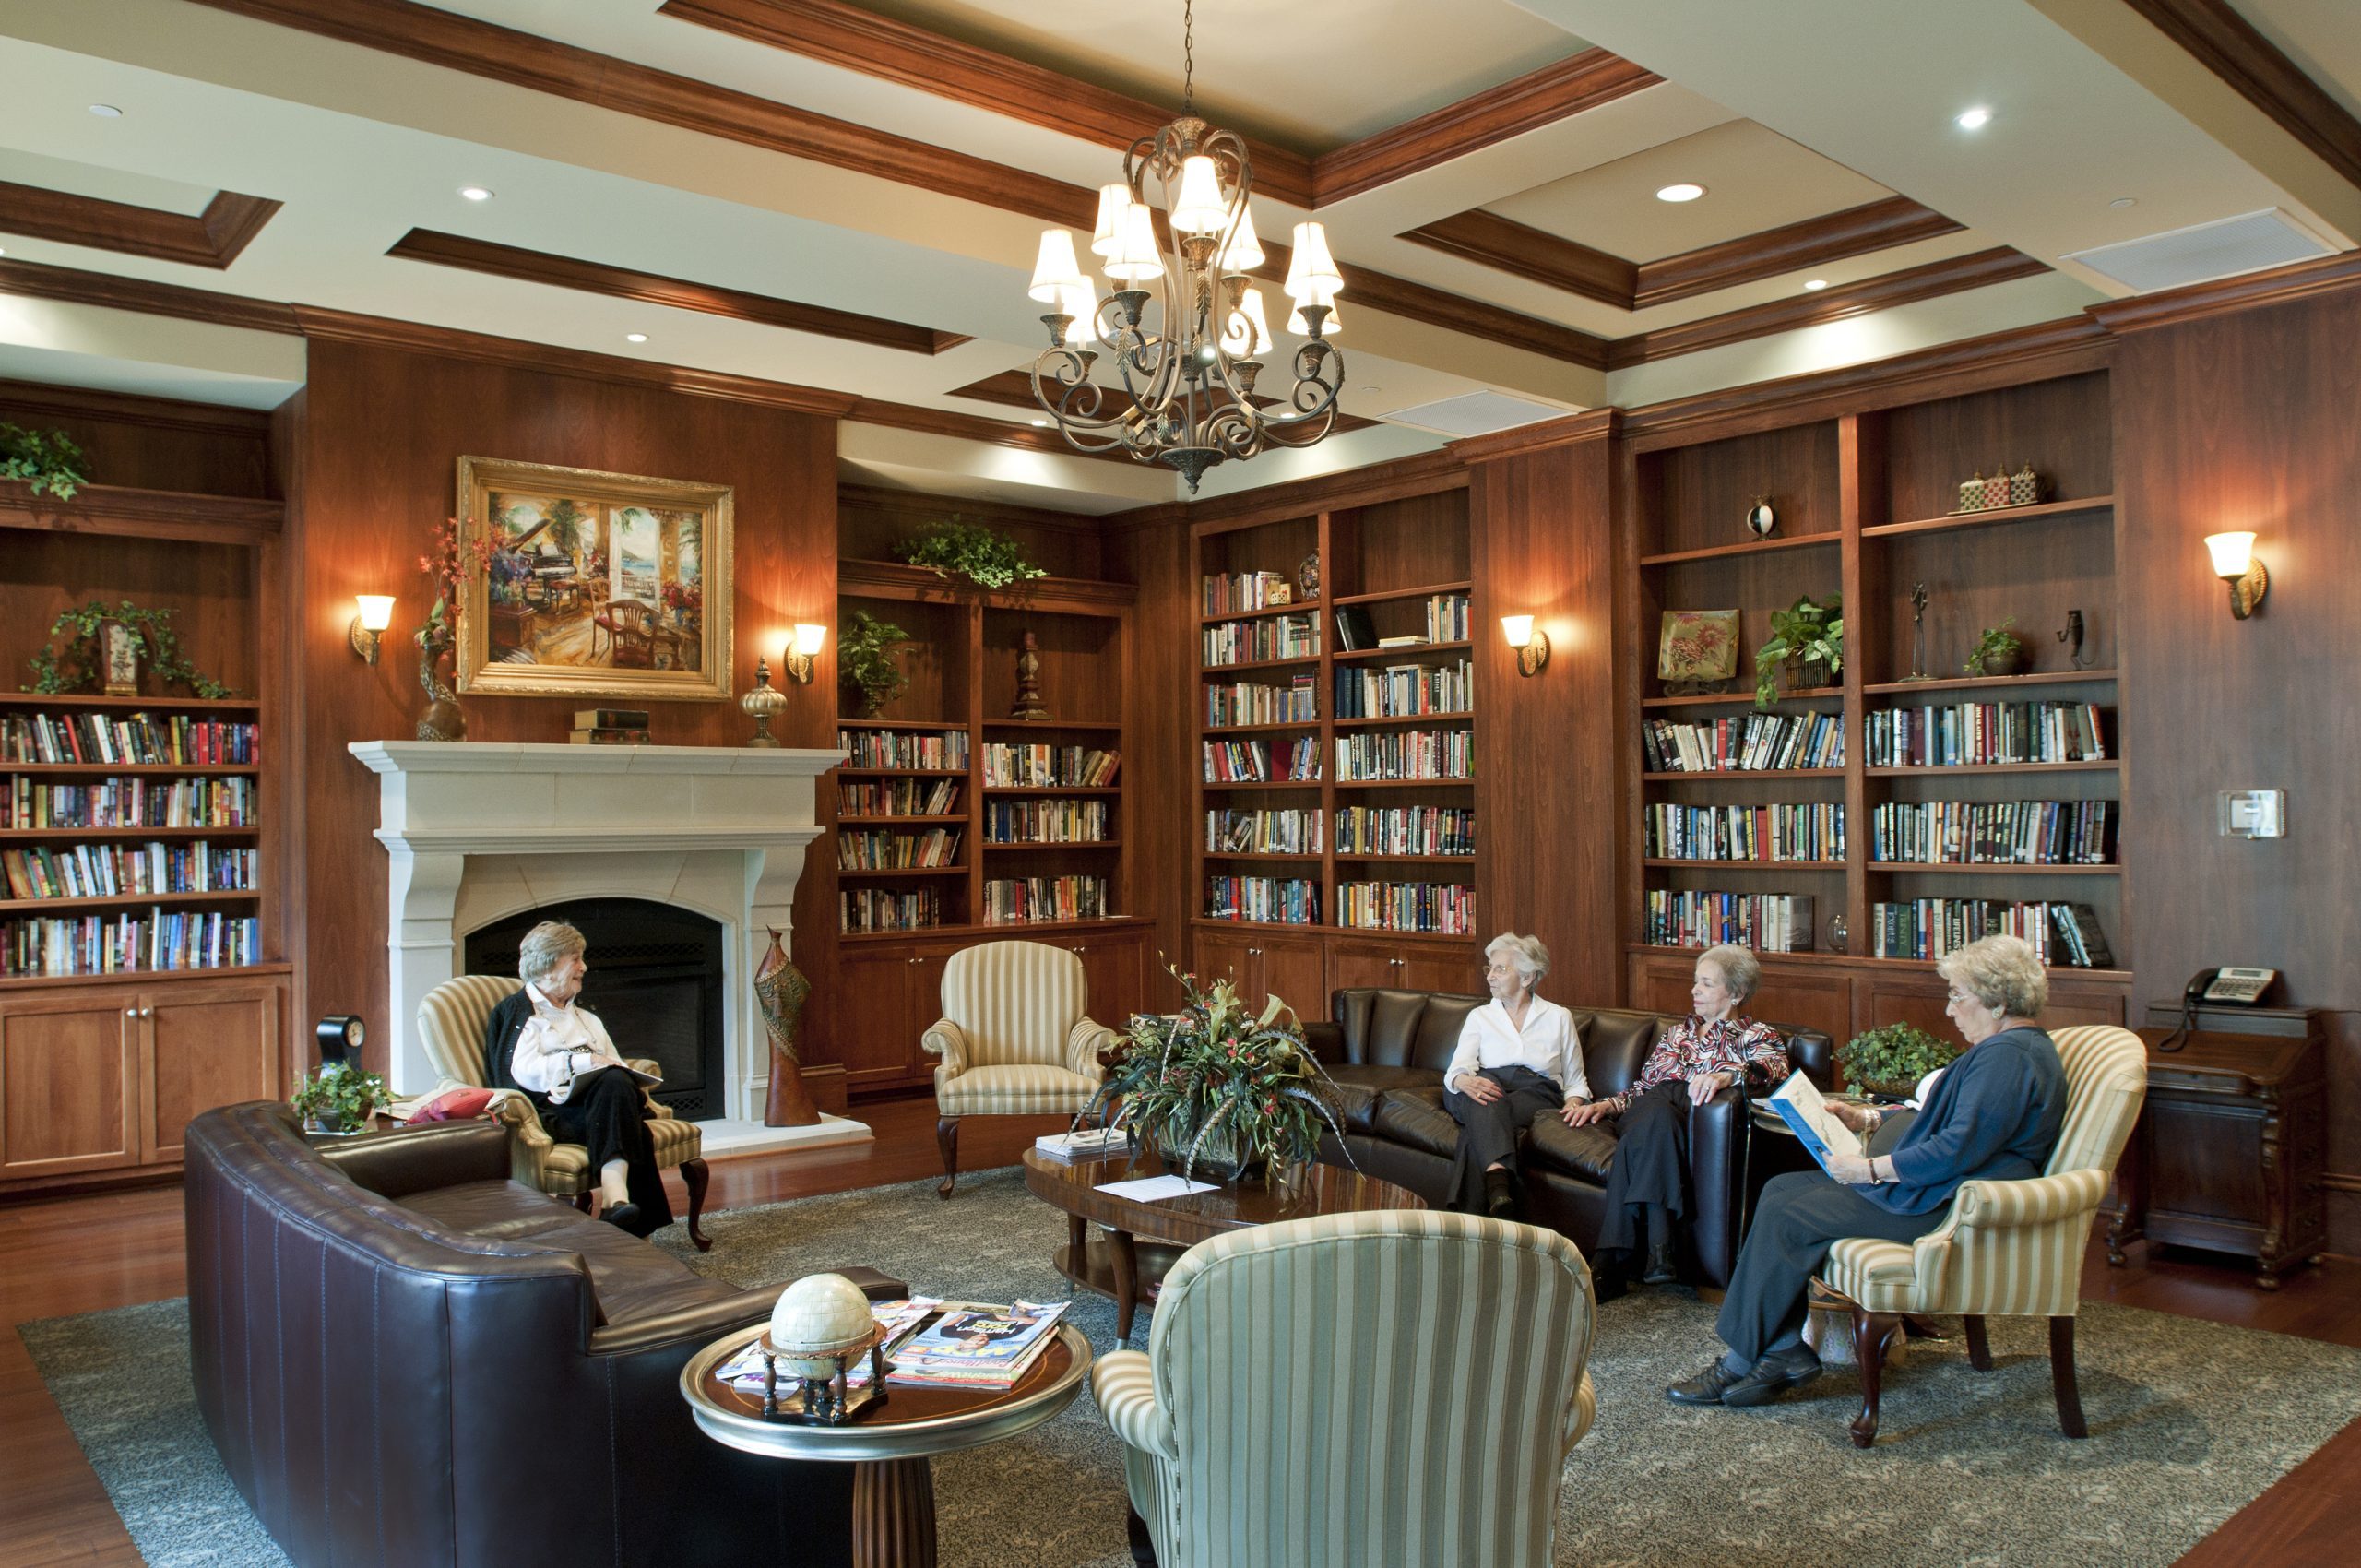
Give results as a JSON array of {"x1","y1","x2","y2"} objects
[
  {"x1": 184, "y1": 1102, "x2": 884, "y2": 1568},
  {"x1": 1303, "y1": 988, "x2": 1833, "y2": 1288}
]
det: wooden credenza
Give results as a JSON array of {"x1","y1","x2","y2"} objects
[{"x1": 2107, "y1": 1003, "x2": 2327, "y2": 1289}]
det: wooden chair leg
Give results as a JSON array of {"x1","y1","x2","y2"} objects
[
  {"x1": 1850, "y1": 1307, "x2": 1905, "y2": 1448},
  {"x1": 572, "y1": 1192, "x2": 594, "y2": 1213},
  {"x1": 2050, "y1": 1316, "x2": 2088, "y2": 1439},
  {"x1": 1963, "y1": 1313, "x2": 1993, "y2": 1372},
  {"x1": 682, "y1": 1157, "x2": 713, "y2": 1253},
  {"x1": 936, "y1": 1117, "x2": 960, "y2": 1198}
]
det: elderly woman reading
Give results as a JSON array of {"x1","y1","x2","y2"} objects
[
  {"x1": 1442, "y1": 932, "x2": 1590, "y2": 1218},
  {"x1": 1667, "y1": 933, "x2": 2065, "y2": 1409},
  {"x1": 483, "y1": 920, "x2": 674, "y2": 1238}
]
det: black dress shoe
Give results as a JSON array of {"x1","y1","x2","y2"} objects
[
  {"x1": 600, "y1": 1201, "x2": 646, "y2": 1235},
  {"x1": 1720, "y1": 1351, "x2": 1823, "y2": 1408},
  {"x1": 1643, "y1": 1239, "x2": 1680, "y2": 1287},
  {"x1": 1483, "y1": 1170, "x2": 1518, "y2": 1220},
  {"x1": 1667, "y1": 1360, "x2": 1745, "y2": 1406}
]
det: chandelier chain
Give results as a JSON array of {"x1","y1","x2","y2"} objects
[{"x1": 1181, "y1": 0, "x2": 1193, "y2": 117}]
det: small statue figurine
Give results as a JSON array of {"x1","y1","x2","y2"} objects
[
  {"x1": 2058, "y1": 608, "x2": 2086, "y2": 670},
  {"x1": 1906, "y1": 581, "x2": 1932, "y2": 680},
  {"x1": 1009, "y1": 630, "x2": 1050, "y2": 719}
]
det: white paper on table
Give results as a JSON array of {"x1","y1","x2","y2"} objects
[
  {"x1": 1095, "y1": 1175, "x2": 1218, "y2": 1202},
  {"x1": 1766, "y1": 1073, "x2": 1863, "y2": 1175}
]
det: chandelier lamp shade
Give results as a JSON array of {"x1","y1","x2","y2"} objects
[{"x1": 1026, "y1": 1, "x2": 1345, "y2": 493}]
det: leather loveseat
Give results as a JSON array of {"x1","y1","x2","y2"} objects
[
  {"x1": 1303, "y1": 988, "x2": 1833, "y2": 1287},
  {"x1": 184, "y1": 1101, "x2": 884, "y2": 1568}
]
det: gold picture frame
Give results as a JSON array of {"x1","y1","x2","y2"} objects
[{"x1": 454, "y1": 456, "x2": 734, "y2": 702}]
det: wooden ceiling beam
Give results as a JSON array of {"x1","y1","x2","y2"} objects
[
  {"x1": 2121, "y1": 0, "x2": 2361, "y2": 194},
  {"x1": 1400, "y1": 208, "x2": 1635, "y2": 309},
  {"x1": 1631, "y1": 195, "x2": 1964, "y2": 309},
  {"x1": 0, "y1": 181, "x2": 282, "y2": 269}
]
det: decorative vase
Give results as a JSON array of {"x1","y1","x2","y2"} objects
[
  {"x1": 1009, "y1": 630, "x2": 1050, "y2": 719},
  {"x1": 755, "y1": 928, "x2": 822, "y2": 1126},
  {"x1": 1297, "y1": 551, "x2": 1320, "y2": 601},
  {"x1": 416, "y1": 627, "x2": 467, "y2": 742},
  {"x1": 1972, "y1": 642, "x2": 2028, "y2": 677}
]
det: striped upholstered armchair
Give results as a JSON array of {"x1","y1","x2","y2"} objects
[
  {"x1": 1090, "y1": 1210, "x2": 1596, "y2": 1568},
  {"x1": 1819, "y1": 1023, "x2": 2147, "y2": 1446},
  {"x1": 416, "y1": 974, "x2": 712, "y2": 1249},
  {"x1": 923, "y1": 940, "x2": 1116, "y2": 1197}
]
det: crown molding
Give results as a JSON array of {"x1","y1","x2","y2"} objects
[
  {"x1": 842, "y1": 397, "x2": 1147, "y2": 467},
  {"x1": 0, "y1": 182, "x2": 282, "y2": 270},
  {"x1": 0, "y1": 480, "x2": 285, "y2": 545},
  {"x1": 0, "y1": 255, "x2": 301, "y2": 333},
  {"x1": 2121, "y1": 0, "x2": 2361, "y2": 193},
  {"x1": 385, "y1": 229, "x2": 970, "y2": 353},
  {"x1": 838, "y1": 482, "x2": 1109, "y2": 538},
  {"x1": 1127, "y1": 447, "x2": 1471, "y2": 530},
  {"x1": 1447, "y1": 407, "x2": 1618, "y2": 464},
  {"x1": 0, "y1": 378, "x2": 277, "y2": 437},
  {"x1": 1402, "y1": 208, "x2": 1635, "y2": 309},
  {"x1": 2085, "y1": 247, "x2": 2361, "y2": 334}
]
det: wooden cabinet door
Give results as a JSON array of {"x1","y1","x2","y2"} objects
[
  {"x1": 0, "y1": 992, "x2": 139, "y2": 1180},
  {"x1": 1255, "y1": 932, "x2": 1330, "y2": 1023},
  {"x1": 1066, "y1": 925, "x2": 1149, "y2": 1024},
  {"x1": 1192, "y1": 928, "x2": 1261, "y2": 992},
  {"x1": 140, "y1": 977, "x2": 284, "y2": 1165},
  {"x1": 1324, "y1": 939, "x2": 1400, "y2": 994},
  {"x1": 834, "y1": 947, "x2": 917, "y2": 1091},
  {"x1": 1396, "y1": 944, "x2": 1480, "y2": 997},
  {"x1": 905, "y1": 946, "x2": 956, "y2": 1084}
]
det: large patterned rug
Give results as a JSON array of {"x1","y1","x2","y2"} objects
[{"x1": 21, "y1": 1166, "x2": 2361, "y2": 1567}]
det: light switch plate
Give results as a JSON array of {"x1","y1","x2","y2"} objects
[{"x1": 2219, "y1": 790, "x2": 2285, "y2": 837}]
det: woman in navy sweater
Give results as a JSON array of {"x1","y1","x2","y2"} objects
[{"x1": 1667, "y1": 933, "x2": 2066, "y2": 1409}]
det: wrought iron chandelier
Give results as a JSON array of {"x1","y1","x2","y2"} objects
[{"x1": 1025, "y1": 0, "x2": 1345, "y2": 493}]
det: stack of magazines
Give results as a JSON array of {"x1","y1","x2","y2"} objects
[
  {"x1": 715, "y1": 1297, "x2": 939, "y2": 1394},
  {"x1": 884, "y1": 1300, "x2": 1070, "y2": 1387},
  {"x1": 1034, "y1": 1126, "x2": 1133, "y2": 1162}
]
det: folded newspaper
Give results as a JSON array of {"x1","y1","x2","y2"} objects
[{"x1": 1765, "y1": 1073, "x2": 1863, "y2": 1175}]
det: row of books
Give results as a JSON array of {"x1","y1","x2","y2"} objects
[
  {"x1": 982, "y1": 744, "x2": 1121, "y2": 787},
  {"x1": 837, "y1": 828, "x2": 960, "y2": 870},
  {"x1": 1205, "y1": 875, "x2": 1317, "y2": 924},
  {"x1": 1335, "y1": 730, "x2": 1473, "y2": 782},
  {"x1": 1644, "y1": 803, "x2": 1846, "y2": 863},
  {"x1": 1862, "y1": 701, "x2": 2108, "y2": 768},
  {"x1": 1642, "y1": 712, "x2": 1845, "y2": 773},
  {"x1": 3, "y1": 909, "x2": 263, "y2": 978},
  {"x1": 983, "y1": 800, "x2": 1110, "y2": 843},
  {"x1": 1204, "y1": 738, "x2": 1320, "y2": 783},
  {"x1": 982, "y1": 874, "x2": 1108, "y2": 923},
  {"x1": 1, "y1": 712, "x2": 257, "y2": 767},
  {"x1": 1335, "y1": 805, "x2": 1475, "y2": 857},
  {"x1": 1204, "y1": 676, "x2": 1318, "y2": 728},
  {"x1": 1336, "y1": 880, "x2": 1476, "y2": 934},
  {"x1": 1869, "y1": 899, "x2": 2115, "y2": 968},
  {"x1": 1205, "y1": 808, "x2": 1323, "y2": 854},
  {"x1": 2, "y1": 842, "x2": 259, "y2": 901},
  {"x1": 838, "y1": 778, "x2": 960, "y2": 817},
  {"x1": 1424, "y1": 592, "x2": 1472, "y2": 644},
  {"x1": 1643, "y1": 890, "x2": 1816, "y2": 953},
  {"x1": 842, "y1": 730, "x2": 970, "y2": 770},
  {"x1": 1334, "y1": 660, "x2": 1473, "y2": 720},
  {"x1": 1201, "y1": 571, "x2": 1302, "y2": 615},
  {"x1": 839, "y1": 887, "x2": 943, "y2": 933},
  {"x1": 1868, "y1": 800, "x2": 2113, "y2": 866},
  {"x1": 2, "y1": 774, "x2": 255, "y2": 829},
  {"x1": 1203, "y1": 614, "x2": 1318, "y2": 667}
]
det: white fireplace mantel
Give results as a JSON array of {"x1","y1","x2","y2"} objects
[{"x1": 350, "y1": 741, "x2": 860, "y2": 1148}]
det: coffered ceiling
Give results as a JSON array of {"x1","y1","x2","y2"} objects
[{"x1": 0, "y1": 0, "x2": 2354, "y2": 511}]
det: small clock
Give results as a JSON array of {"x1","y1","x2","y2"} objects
[
  {"x1": 1745, "y1": 497, "x2": 1777, "y2": 539},
  {"x1": 317, "y1": 1014, "x2": 366, "y2": 1067}
]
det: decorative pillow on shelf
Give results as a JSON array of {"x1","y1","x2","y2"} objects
[{"x1": 406, "y1": 1087, "x2": 496, "y2": 1123}]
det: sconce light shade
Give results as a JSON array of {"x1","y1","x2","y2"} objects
[
  {"x1": 1501, "y1": 614, "x2": 1549, "y2": 677},
  {"x1": 2204, "y1": 531, "x2": 2269, "y2": 619},
  {"x1": 785, "y1": 623, "x2": 825, "y2": 683},
  {"x1": 350, "y1": 595, "x2": 396, "y2": 664}
]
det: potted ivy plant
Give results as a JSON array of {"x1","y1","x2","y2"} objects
[
  {"x1": 291, "y1": 1061, "x2": 391, "y2": 1134},
  {"x1": 0, "y1": 422, "x2": 89, "y2": 499},
  {"x1": 1835, "y1": 1022, "x2": 1961, "y2": 1099},
  {"x1": 23, "y1": 600, "x2": 234, "y2": 698},
  {"x1": 893, "y1": 519, "x2": 1049, "y2": 590},
  {"x1": 1964, "y1": 617, "x2": 2026, "y2": 677},
  {"x1": 1753, "y1": 592, "x2": 1844, "y2": 708},
  {"x1": 838, "y1": 610, "x2": 911, "y2": 716}
]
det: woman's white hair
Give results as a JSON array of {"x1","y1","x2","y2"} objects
[
  {"x1": 1484, "y1": 932, "x2": 1550, "y2": 985},
  {"x1": 1699, "y1": 944, "x2": 1761, "y2": 1004},
  {"x1": 1937, "y1": 933, "x2": 2047, "y2": 1020},
  {"x1": 517, "y1": 920, "x2": 587, "y2": 987}
]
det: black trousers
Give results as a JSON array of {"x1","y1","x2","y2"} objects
[
  {"x1": 1715, "y1": 1167, "x2": 1942, "y2": 1364},
  {"x1": 1442, "y1": 1066, "x2": 1562, "y2": 1212},
  {"x1": 1595, "y1": 1079, "x2": 1694, "y2": 1253},
  {"x1": 534, "y1": 1067, "x2": 674, "y2": 1234}
]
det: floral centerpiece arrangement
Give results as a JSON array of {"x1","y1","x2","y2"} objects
[
  {"x1": 1079, "y1": 963, "x2": 1350, "y2": 1185},
  {"x1": 414, "y1": 516, "x2": 496, "y2": 740}
]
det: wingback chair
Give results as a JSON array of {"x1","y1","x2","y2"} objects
[
  {"x1": 415, "y1": 974, "x2": 713, "y2": 1250},
  {"x1": 923, "y1": 940, "x2": 1116, "y2": 1197},
  {"x1": 1090, "y1": 1210, "x2": 1597, "y2": 1568},
  {"x1": 1819, "y1": 1023, "x2": 2148, "y2": 1446}
]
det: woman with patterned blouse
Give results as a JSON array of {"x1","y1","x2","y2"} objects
[{"x1": 1567, "y1": 944, "x2": 1790, "y2": 1288}]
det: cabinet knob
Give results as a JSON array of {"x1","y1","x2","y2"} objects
[
  {"x1": 144, "y1": 1006, "x2": 155, "y2": 1018},
  {"x1": 125, "y1": 1006, "x2": 137, "y2": 1017},
  {"x1": 1071, "y1": 944, "x2": 1087, "y2": 954}
]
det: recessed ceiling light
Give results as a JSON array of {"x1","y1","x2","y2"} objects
[
  {"x1": 1655, "y1": 183, "x2": 1706, "y2": 204},
  {"x1": 624, "y1": 332, "x2": 648, "y2": 343},
  {"x1": 1030, "y1": 418, "x2": 1050, "y2": 427},
  {"x1": 88, "y1": 104, "x2": 123, "y2": 119},
  {"x1": 2109, "y1": 196, "x2": 2137, "y2": 209},
  {"x1": 1803, "y1": 279, "x2": 1829, "y2": 291},
  {"x1": 457, "y1": 185, "x2": 493, "y2": 201},
  {"x1": 1955, "y1": 107, "x2": 1992, "y2": 130}
]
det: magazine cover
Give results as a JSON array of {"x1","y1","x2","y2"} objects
[{"x1": 892, "y1": 1300, "x2": 1066, "y2": 1371}]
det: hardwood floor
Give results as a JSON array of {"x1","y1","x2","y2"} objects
[{"x1": 1, "y1": 1094, "x2": 2354, "y2": 1567}]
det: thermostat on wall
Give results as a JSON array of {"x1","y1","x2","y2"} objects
[{"x1": 2218, "y1": 790, "x2": 2285, "y2": 838}]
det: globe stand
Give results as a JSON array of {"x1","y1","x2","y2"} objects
[{"x1": 758, "y1": 1325, "x2": 889, "y2": 1425}]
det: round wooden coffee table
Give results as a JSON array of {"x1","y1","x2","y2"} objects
[
  {"x1": 682, "y1": 1320, "x2": 1092, "y2": 1568},
  {"x1": 1023, "y1": 1146, "x2": 1425, "y2": 1344}
]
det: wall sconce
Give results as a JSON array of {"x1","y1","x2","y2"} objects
[
  {"x1": 350, "y1": 595, "x2": 396, "y2": 664},
  {"x1": 1501, "y1": 614, "x2": 1549, "y2": 677},
  {"x1": 2204, "y1": 531, "x2": 2269, "y2": 620},
  {"x1": 784, "y1": 623, "x2": 826, "y2": 683}
]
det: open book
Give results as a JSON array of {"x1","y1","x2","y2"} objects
[{"x1": 1765, "y1": 1073, "x2": 1862, "y2": 1176}]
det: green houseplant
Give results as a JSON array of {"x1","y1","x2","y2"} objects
[
  {"x1": 1964, "y1": 616, "x2": 2026, "y2": 676},
  {"x1": 291, "y1": 1062, "x2": 391, "y2": 1134},
  {"x1": 23, "y1": 600, "x2": 235, "y2": 697},
  {"x1": 838, "y1": 610, "x2": 912, "y2": 716},
  {"x1": 1753, "y1": 592, "x2": 1844, "y2": 707},
  {"x1": 1836, "y1": 1022, "x2": 1961, "y2": 1098},
  {"x1": 893, "y1": 520, "x2": 1050, "y2": 590},
  {"x1": 1080, "y1": 963, "x2": 1349, "y2": 1184},
  {"x1": 0, "y1": 423, "x2": 89, "y2": 499}
]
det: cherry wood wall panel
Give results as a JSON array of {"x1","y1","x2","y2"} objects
[
  {"x1": 0, "y1": 381, "x2": 275, "y2": 498},
  {"x1": 1105, "y1": 517, "x2": 1193, "y2": 979},
  {"x1": 291, "y1": 338, "x2": 837, "y2": 1072},
  {"x1": 2109, "y1": 286, "x2": 2361, "y2": 1251},
  {"x1": 838, "y1": 485, "x2": 1107, "y2": 581}
]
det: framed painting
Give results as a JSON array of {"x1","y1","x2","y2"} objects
[{"x1": 453, "y1": 457, "x2": 734, "y2": 702}]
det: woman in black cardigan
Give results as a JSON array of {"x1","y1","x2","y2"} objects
[{"x1": 1667, "y1": 933, "x2": 2067, "y2": 1409}]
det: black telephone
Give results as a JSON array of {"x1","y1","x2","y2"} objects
[{"x1": 2156, "y1": 967, "x2": 2279, "y2": 1051}]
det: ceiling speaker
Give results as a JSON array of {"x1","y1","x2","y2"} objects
[
  {"x1": 2062, "y1": 208, "x2": 2334, "y2": 293},
  {"x1": 1380, "y1": 389, "x2": 1577, "y2": 436}
]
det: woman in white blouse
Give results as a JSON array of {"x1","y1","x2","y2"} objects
[
  {"x1": 1442, "y1": 932, "x2": 1592, "y2": 1218},
  {"x1": 482, "y1": 920, "x2": 673, "y2": 1237}
]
